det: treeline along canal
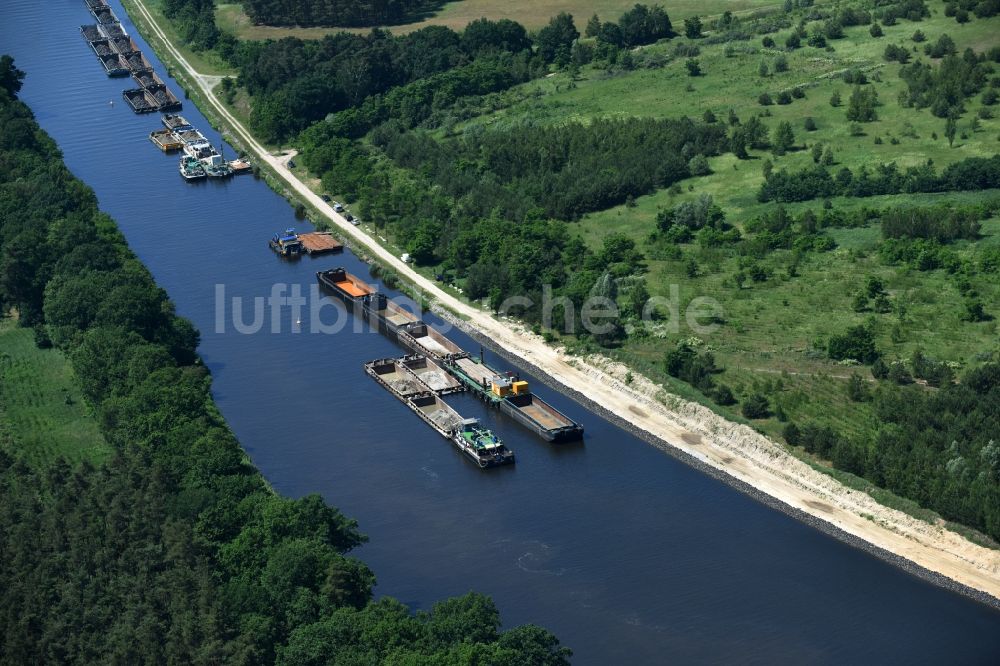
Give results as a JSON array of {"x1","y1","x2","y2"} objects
[{"x1": 3, "y1": 1, "x2": 1000, "y2": 662}]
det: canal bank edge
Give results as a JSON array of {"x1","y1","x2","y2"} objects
[{"x1": 119, "y1": 0, "x2": 1000, "y2": 609}]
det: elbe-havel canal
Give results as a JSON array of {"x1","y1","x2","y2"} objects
[{"x1": 3, "y1": 1, "x2": 999, "y2": 662}]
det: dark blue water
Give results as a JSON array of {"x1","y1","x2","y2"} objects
[{"x1": 4, "y1": 2, "x2": 1000, "y2": 663}]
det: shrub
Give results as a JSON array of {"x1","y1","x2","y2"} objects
[
  {"x1": 828, "y1": 325, "x2": 879, "y2": 364},
  {"x1": 741, "y1": 393, "x2": 770, "y2": 419}
]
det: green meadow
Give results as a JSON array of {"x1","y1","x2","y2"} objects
[{"x1": 0, "y1": 317, "x2": 109, "y2": 466}]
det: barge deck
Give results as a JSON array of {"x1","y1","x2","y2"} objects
[
  {"x1": 448, "y1": 356, "x2": 583, "y2": 442},
  {"x1": 366, "y1": 359, "x2": 513, "y2": 468},
  {"x1": 150, "y1": 128, "x2": 183, "y2": 151},
  {"x1": 397, "y1": 322, "x2": 469, "y2": 362},
  {"x1": 361, "y1": 292, "x2": 420, "y2": 337},
  {"x1": 297, "y1": 231, "x2": 342, "y2": 255},
  {"x1": 400, "y1": 354, "x2": 464, "y2": 395}
]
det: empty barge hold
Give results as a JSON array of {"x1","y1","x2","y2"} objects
[
  {"x1": 150, "y1": 128, "x2": 183, "y2": 151},
  {"x1": 398, "y1": 322, "x2": 469, "y2": 362},
  {"x1": 362, "y1": 292, "x2": 420, "y2": 338},
  {"x1": 297, "y1": 231, "x2": 343, "y2": 255},
  {"x1": 366, "y1": 359, "x2": 514, "y2": 468},
  {"x1": 317, "y1": 268, "x2": 375, "y2": 304},
  {"x1": 449, "y1": 356, "x2": 584, "y2": 442}
]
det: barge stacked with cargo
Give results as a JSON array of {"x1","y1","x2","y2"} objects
[
  {"x1": 319, "y1": 268, "x2": 584, "y2": 447},
  {"x1": 78, "y1": 0, "x2": 182, "y2": 112}
]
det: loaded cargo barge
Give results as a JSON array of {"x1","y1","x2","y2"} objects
[
  {"x1": 365, "y1": 358, "x2": 514, "y2": 468},
  {"x1": 150, "y1": 128, "x2": 183, "y2": 152},
  {"x1": 317, "y1": 269, "x2": 584, "y2": 442},
  {"x1": 79, "y1": 0, "x2": 181, "y2": 111},
  {"x1": 449, "y1": 355, "x2": 584, "y2": 442},
  {"x1": 362, "y1": 292, "x2": 420, "y2": 338},
  {"x1": 398, "y1": 322, "x2": 468, "y2": 362}
]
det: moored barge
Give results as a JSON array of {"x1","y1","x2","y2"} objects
[
  {"x1": 99, "y1": 22, "x2": 126, "y2": 39},
  {"x1": 150, "y1": 128, "x2": 183, "y2": 151},
  {"x1": 366, "y1": 358, "x2": 513, "y2": 468},
  {"x1": 122, "y1": 88, "x2": 156, "y2": 113},
  {"x1": 297, "y1": 231, "x2": 342, "y2": 255},
  {"x1": 448, "y1": 356, "x2": 583, "y2": 442},
  {"x1": 80, "y1": 24, "x2": 102, "y2": 42},
  {"x1": 269, "y1": 229, "x2": 303, "y2": 256},
  {"x1": 146, "y1": 84, "x2": 182, "y2": 112},
  {"x1": 316, "y1": 267, "x2": 582, "y2": 443},
  {"x1": 397, "y1": 321, "x2": 468, "y2": 362},
  {"x1": 98, "y1": 53, "x2": 129, "y2": 77},
  {"x1": 317, "y1": 268, "x2": 376, "y2": 304},
  {"x1": 400, "y1": 354, "x2": 464, "y2": 395},
  {"x1": 362, "y1": 292, "x2": 419, "y2": 338},
  {"x1": 179, "y1": 155, "x2": 206, "y2": 181}
]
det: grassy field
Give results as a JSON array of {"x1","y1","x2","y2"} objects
[
  {"x1": 0, "y1": 318, "x2": 109, "y2": 467},
  {"x1": 128, "y1": 0, "x2": 237, "y2": 75},
  {"x1": 216, "y1": 0, "x2": 784, "y2": 39},
  {"x1": 431, "y1": 10, "x2": 1000, "y2": 442}
]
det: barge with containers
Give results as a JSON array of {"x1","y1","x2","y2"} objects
[
  {"x1": 448, "y1": 355, "x2": 584, "y2": 442},
  {"x1": 365, "y1": 358, "x2": 514, "y2": 468}
]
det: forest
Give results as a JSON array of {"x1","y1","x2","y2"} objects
[
  {"x1": 0, "y1": 57, "x2": 569, "y2": 664},
  {"x1": 241, "y1": 0, "x2": 450, "y2": 27},
  {"x1": 233, "y1": 18, "x2": 541, "y2": 141}
]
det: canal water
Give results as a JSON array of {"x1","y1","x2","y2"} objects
[{"x1": 4, "y1": 2, "x2": 1000, "y2": 663}]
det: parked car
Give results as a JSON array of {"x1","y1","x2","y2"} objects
[
  {"x1": 333, "y1": 202, "x2": 344, "y2": 213},
  {"x1": 320, "y1": 194, "x2": 331, "y2": 202}
]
